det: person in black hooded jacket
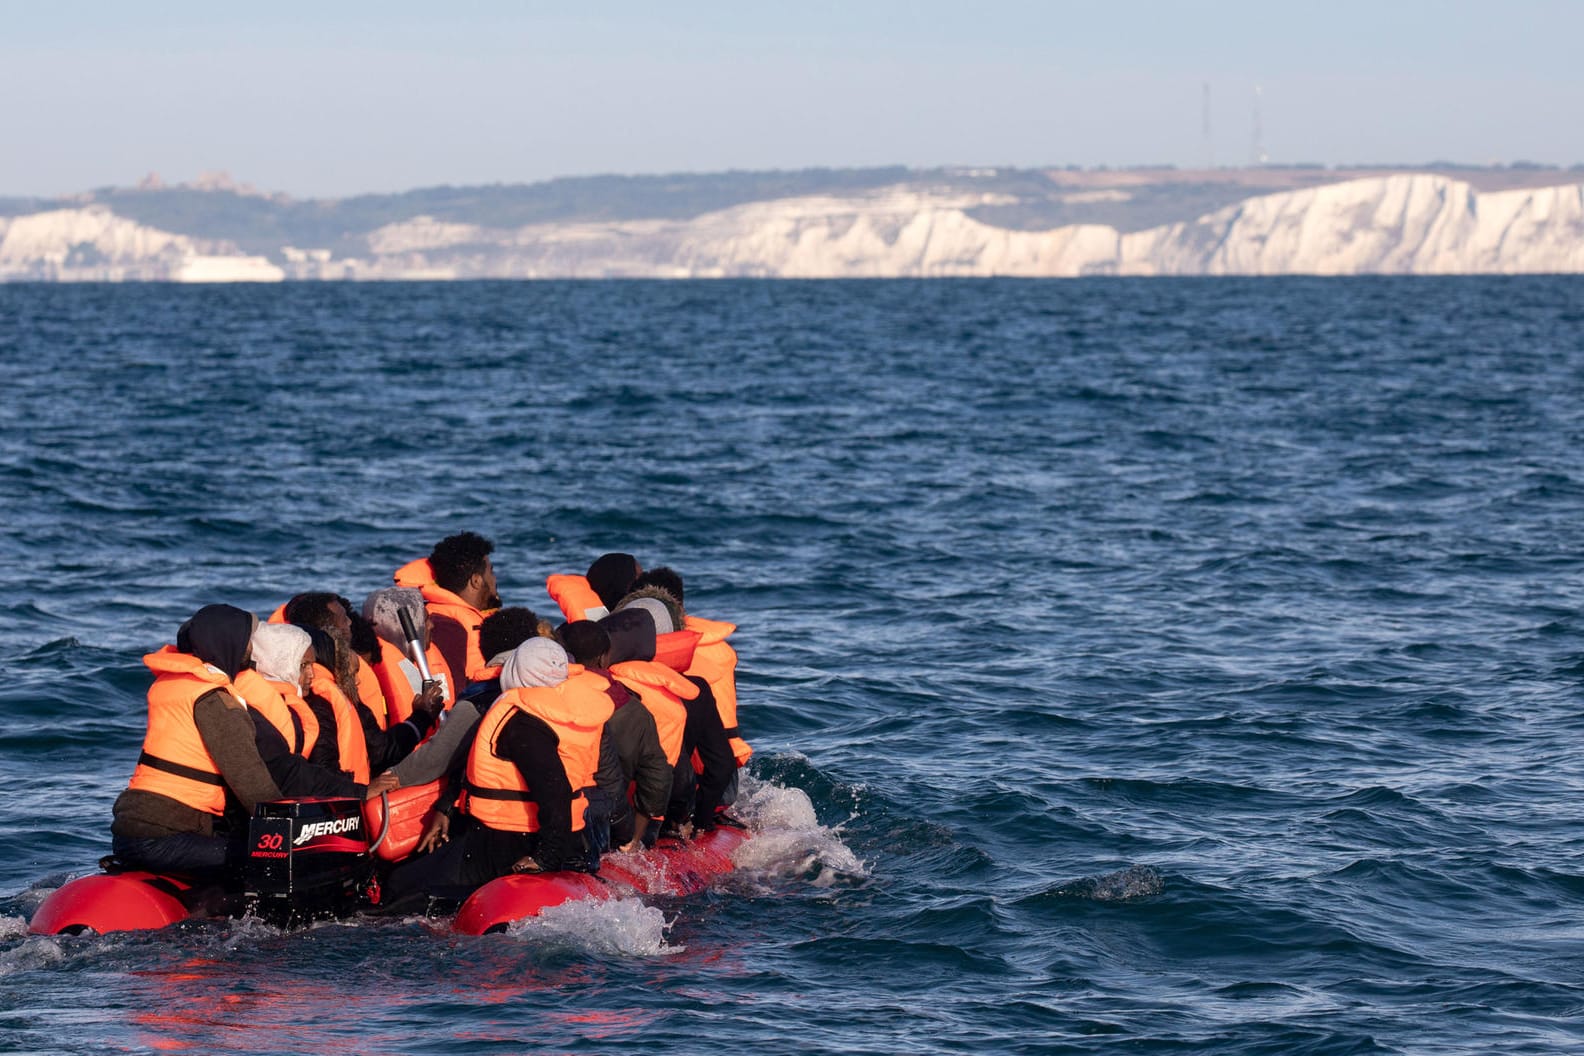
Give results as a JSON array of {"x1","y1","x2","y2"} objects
[
  {"x1": 561, "y1": 618, "x2": 673, "y2": 858},
  {"x1": 110, "y1": 604, "x2": 283, "y2": 880},
  {"x1": 610, "y1": 593, "x2": 735, "y2": 834}
]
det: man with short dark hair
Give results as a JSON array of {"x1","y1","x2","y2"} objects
[{"x1": 423, "y1": 532, "x2": 500, "y2": 686}]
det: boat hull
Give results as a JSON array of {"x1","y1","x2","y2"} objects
[{"x1": 453, "y1": 827, "x2": 747, "y2": 935}]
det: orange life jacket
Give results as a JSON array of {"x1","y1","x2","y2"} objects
[
  {"x1": 355, "y1": 655, "x2": 387, "y2": 729},
  {"x1": 266, "y1": 604, "x2": 288, "y2": 624},
  {"x1": 608, "y1": 660, "x2": 695, "y2": 767},
  {"x1": 308, "y1": 665, "x2": 372, "y2": 785},
  {"x1": 271, "y1": 678, "x2": 323, "y2": 757},
  {"x1": 685, "y1": 615, "x2": 751, "y2": 766},
  {"x1": 124, "y1": 646, "x2": 240, "y2": 817},
  {"x1": 654, "y1": 629, "x2": 701, "y2": 672},
  {"x1": 463, "y1": 667, "x2": 613, "y2": 834},
  {"x1": 421, "y1": 582, "x2": 490, "y2": 685},
  {"x1": 545, "y1": 574, "x2": 607, "y2": 623},
  {"x1": 372, "y1": 637, "x2": 455, "y2": 725},
  {"x1": 393, "y1": 557, "x2": 434, "y2": 588},
  {"x1": 232, "y1": 667, "x2": 318, "y2": 757}
]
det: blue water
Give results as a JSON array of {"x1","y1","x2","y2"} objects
[{"x1": 2, "y1": 278, "x2": 1583, "y2": 1055}]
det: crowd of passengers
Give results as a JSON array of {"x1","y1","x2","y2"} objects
[{"x1": 109, "y1": 533, "x2": 751, "y2": 912}]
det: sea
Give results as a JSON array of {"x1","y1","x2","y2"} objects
[{"x1": 1, "y1": 277, "x2": 1582, "y2": 1055}]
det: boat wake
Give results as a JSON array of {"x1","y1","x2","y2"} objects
[
  {"x1": 726, "y1": 775, "x2": 867, "y2": 888},
  {"x1": 506, "y1": 895, "x2": 682, "y2": 957}
]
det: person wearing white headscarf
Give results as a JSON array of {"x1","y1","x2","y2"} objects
[
  {"x1": 251, "y1": 623, "x2": 313, "y2": 696},
  {"x1": 376, "y1": 637, "x2": 580, "y2": 911},
  {"x1": 238, "y1": 624, "x2": 365, "y2": 802}
]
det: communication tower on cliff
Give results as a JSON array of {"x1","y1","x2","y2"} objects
[{"x1": 1251, "y1": 84, "x2": 1268, "y2": 166}]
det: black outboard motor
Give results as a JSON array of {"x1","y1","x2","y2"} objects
[{"x1": 245, "y1": 797, "x2": 373, "y2": 927}]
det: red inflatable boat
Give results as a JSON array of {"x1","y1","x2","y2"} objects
[{"x1": 29, "y1": 782, "x2": 748, "y2": 937}]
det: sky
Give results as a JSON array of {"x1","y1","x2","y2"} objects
[{"x1": 3, "y1": 1, "x2": 1583, "y2": 199}]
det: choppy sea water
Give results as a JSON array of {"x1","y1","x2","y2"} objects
[{"x1": 1, "y1": 278, "x2": 1583, "y2": 1055}]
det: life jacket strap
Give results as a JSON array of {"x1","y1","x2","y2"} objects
[
  {"x1": 137, "y1": 750, "x2": 225, "y2": 786},
  {"x1": 463, "y1": 780, "x2": 535, "y2": 802}
]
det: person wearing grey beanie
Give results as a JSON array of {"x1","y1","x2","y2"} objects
[{"x1": 501, "y1": 638, "x2": 570, "y2": 692}]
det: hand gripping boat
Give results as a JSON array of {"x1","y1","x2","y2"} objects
[{"x1": 30, "y1": 782, "x2": 749, "y2": 936}]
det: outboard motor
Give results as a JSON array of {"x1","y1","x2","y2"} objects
[{"x1": 245, "y1": 797, "x2": 373, "y2": 927}]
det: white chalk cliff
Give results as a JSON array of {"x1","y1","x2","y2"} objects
[
  {"x1": 0, "y1": 205, "x2": 283, "y2": 281},
  {"x1": 4, "y1": 174, "x2": 1583, "y2": 281}
]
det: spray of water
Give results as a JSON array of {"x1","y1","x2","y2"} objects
[
  {"x1": 0, "y1": 929, "x2": 66, "y2": 977},
  {"x1": 507, "y1": 896, "x2": 682, "y2": 957},
  {"x1": 726, "y1": 775, "x2": 867, "y2": 887}
]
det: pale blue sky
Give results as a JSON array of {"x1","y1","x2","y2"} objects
[{"x1": 4, "y1": 1, "x2": 1581, "y2": 197}]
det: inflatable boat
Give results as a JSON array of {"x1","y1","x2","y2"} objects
[{"x1": 29, "y1": 782, "x2": 746, "y2": 937}]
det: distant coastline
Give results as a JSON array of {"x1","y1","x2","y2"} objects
[{"x1": 3, "y1": 165, "x2": 1582, "y2": 280}]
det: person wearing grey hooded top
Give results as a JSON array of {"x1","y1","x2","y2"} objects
[
  {"x1": 358, "y1": 588, "x2": 446, "y2": 776},
  {"x1": 565, "y1": 615, "x2": 675, "y2": 857},
  {"x1": 369, "y1": 608, "x2": 554, "y2": 798}
]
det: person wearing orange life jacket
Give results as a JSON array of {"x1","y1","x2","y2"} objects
[
  {"x1": 631, "y1": 566, "x2": 753, "y2": 771},
  {"x1": 361, "y1": 586, "x2": 450, "y2": 764},
  {"x1": 377, "y1": 638, "x2": 608, "y2": 911},
  {"x1": 342, "y1": 604, "x2": 438, "y2": 776},
  {"x1": 420, "y1": 532, "x2": 501, "y2": 687},
  {"x1": 272, "y1": 595, "x2": 382, "y2": 785},
  {"x1": 274, "y1": 592, "x2": 389, "y2": 735},
  {"x1": 464, "y1": 637, "x2": 613, "y2": 874},
  {"x1": 293, "y1": 624, "x2": 373, "y2": 784},
  {"x1": 231, "y1": 623, "x2": 366, "y2": 801},
  {"x1": 362, "y1": 587, "x2": 454, "y2": 726},
  {"x1": 560, "y1": 618, "x2": 676, "y2": 858},
  {"x1": 611, "y1": 591, "x2": 737, "y2": 835},
  {"x1": 280, "y1": 592, "x2": 362, "y2": 707},
  {"x1": 545, "y1": 552, "x2": 641, "y2": 623},
  {"x1": 347, "y1": 610, "x2": 391, "y2": 728},
  {"x1": 110, "y1": 605, "x2": 283, "y2": 880},
  {"x1": 370, "y1": 607, "x2": 550, "y2": 800},
  {"x1": 244, "y1": 623, "x2": 322, "y2": 758},
  {"x1": 390, "y1": 633, "x2": 575, "y2": 863}
]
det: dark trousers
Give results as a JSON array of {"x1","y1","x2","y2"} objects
[
  {"x1": 379, "y1": 815, "x2": 537, "y2": 913},
  {"x1": 668, "y1": 678, "x2": 737, "y2": 827},
  {"x1": 584, "y1": 787, "x2": 615, "y2": 864},
  {"x1": 111, "y1": 832, "x2": 240, "y2": 883}
]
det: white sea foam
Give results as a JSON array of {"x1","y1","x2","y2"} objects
[
  {"x1": 507, "y1": 895, "x2": 682, "y2": 957},
  {"x1": 0, "y1": 933, "x2": 66, "y2": 976},
  {"x1": 728, "y1": 777, "x2": 867, "y2": 887}
]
